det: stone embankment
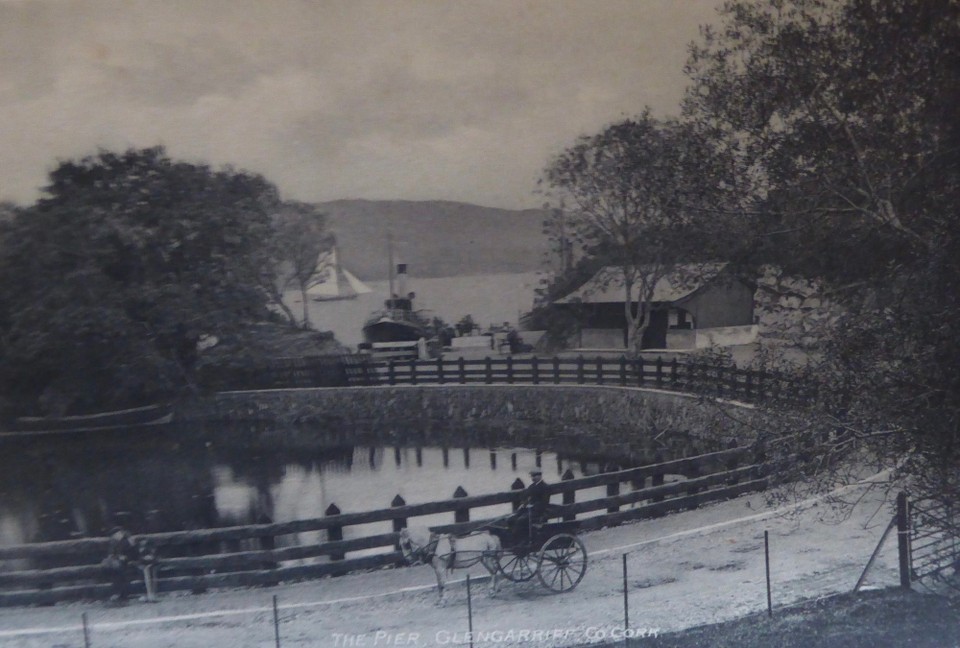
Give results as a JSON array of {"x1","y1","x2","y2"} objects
[{"x1": 184, "y1": 384, "x2": 759, "y2": 464}]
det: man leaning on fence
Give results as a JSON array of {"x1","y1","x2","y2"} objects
[{"x1": 103, "y1": 526, "x2": 139, "y2": 603}]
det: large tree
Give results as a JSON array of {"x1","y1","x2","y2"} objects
[
  {"x1": 682, "y1": 0, "x2": 960, "y2": 504},
  {"x1": 271, "y1": 201, "x2": 335, "y2": 329},
  {"x1": 0, "y1": 147, "x2": 284, "y2": 415},
  {"x1": 540, "y1": 111, "x2": 735, "y2": 351}
]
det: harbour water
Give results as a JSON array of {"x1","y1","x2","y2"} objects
[
  {"x1": 0, "y1": 430, "x2": 613, "y2": 554},
  {"x1": 285, "y1": 271, "x2": 545, "y2": 348}
]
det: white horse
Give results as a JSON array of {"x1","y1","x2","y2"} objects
[{"x1": 398, "y1": 527, "x2": 502, "y2": 604}]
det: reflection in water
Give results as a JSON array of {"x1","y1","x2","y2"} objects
[{"x1": 0, "y1": 436, "x2": 603, "y2": 556}]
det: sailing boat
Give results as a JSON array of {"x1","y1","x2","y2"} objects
[{"x1": 306, "y1": 247, "x2": 372, "y2": 302}]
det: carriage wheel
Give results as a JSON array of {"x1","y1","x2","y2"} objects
[
  {"x1": 497, "y1": 550, "x2": 539, "y2": 582},
  {"x1": 536, "y1": 534, "x2": 587, "y2": 593}
]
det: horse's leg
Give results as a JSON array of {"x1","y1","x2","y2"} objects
[
  {"x1": 484, "y1": 555, "x2": 500, "y2": 596},
  {"x1": 432, "y1": 560, "x2": 446, "y2": 605}
]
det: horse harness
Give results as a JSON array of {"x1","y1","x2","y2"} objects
[
  {"x1": 438, "y1": 533, "x2": 496, "y2": 570},
  {"x1": 403, "y1": 534, "x2": 439, "y2": 565}
]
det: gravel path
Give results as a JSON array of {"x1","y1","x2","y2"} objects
[{"x1": 0, "y1": 481, "x2": 901, "y2": 648}]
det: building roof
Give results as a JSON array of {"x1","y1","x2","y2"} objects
[{"x1": 555, "y1": 262, "x2": 730, "y2": 305}]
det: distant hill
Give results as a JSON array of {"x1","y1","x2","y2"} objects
[{"x1": 317, "y1": 200, "x2": 551, "y2": 280}]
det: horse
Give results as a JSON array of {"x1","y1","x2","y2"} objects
[{"x1": 398, "y1": 527, "x2": 502, "y2": 604}]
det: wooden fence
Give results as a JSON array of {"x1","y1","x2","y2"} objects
[
  {"x1": 196, "y1": 353, "x2": 811, "y2": 407},
  {"x1": 0, "y1": 444, "x2": 769, "y2": 606},
  {"x1": 373, "y1": 355, "x2": 808, "y2": 405}
]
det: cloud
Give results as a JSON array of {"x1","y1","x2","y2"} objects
[{"x1": 0, "y1": 0, "x2": 724, "y2": 209}]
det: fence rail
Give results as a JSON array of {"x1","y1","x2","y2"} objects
[
  {"x1": 0, "y1": 443, "x2": 769, "y2": 606},
  {"x1": 372, "y1": 355, "x2": 806, "y2": 405},
  {"x1": 196, "y1": 353, "x2": 811, "y2": 406}
]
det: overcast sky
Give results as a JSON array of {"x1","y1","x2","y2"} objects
[{"x1": 1, "y1": 0, "x2": 725, "y2": 210}]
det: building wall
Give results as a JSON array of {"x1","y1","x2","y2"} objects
[{"x1": 680, "y1": 279, "x2": 755, "y2": 329}]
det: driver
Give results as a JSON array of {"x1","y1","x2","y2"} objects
[{"x1": 509, "y1": 469, "x2": 552, "y2": 539}]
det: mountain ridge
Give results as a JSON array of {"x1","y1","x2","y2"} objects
[{"x1": 316, "y1": 199, "x2": 551, "y2": 280}]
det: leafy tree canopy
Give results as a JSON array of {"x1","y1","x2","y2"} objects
[
  {"x1": 0, "y1": 147, "x2": 285, "y2": 415},
  {"x1": 540, "y1": 111, "x2": 738, "y2": 350},
  {"x1": 682, "y1": 0, "x2": 960, "y2": 503}
]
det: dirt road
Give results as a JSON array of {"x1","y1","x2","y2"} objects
[{"x1": 0, "y1": 482, "x2": 901, "y2": 648}]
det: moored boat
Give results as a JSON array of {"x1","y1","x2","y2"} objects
[
  {"x1": 9, "y1": 403, "x2": 173, "y2": 434},
  {"x1": 361, "y1": 262, "x2": 429, "y2": 344}
]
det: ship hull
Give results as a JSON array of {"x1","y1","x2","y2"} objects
[{"x1": 362, "y1": 318, "x2": 426, "y2": 344}]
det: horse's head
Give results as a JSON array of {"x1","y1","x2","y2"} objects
[{"x1": 398, "y1": 527, "x2": 435, "y2": 565}]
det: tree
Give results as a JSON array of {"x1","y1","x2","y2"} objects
[
  {"x1": 682, "y1": 0, "x2": 960, "y2": 506},
  {"x1": 0, "y1": 147, "x2": 284, "y2": 415},
  {"x1": 271, "y1": 201, "x2": 335, "y2": 329},
  {"x1": 540, "y1": 112, "x2": 731, "y2": 351}
]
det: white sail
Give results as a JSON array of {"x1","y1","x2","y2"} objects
[{"x1": 307, "y1": 247, "x2": 372, "y2": 300}]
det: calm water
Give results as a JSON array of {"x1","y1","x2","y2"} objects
[
  {"x1": 0, "y1": 430, "x2": 611, "y2": 554},
  {"x1": 285, "y1": 271, "x2": 545, "y2": 348}
]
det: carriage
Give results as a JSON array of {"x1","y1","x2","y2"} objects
[
  {"x1": 398, "y1": 516, "x2": 588, "y2": 600},
  {"x1": 485, "y1": 519, "x2": 588, "y2": 593}
]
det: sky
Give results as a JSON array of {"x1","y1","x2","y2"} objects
[{"x1": 0, "y1": 0, "x2": 725, "y2": 211}]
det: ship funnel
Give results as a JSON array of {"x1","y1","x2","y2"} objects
[{"x1": 396, "y1": 263, "x2": 409, "y2": 297}]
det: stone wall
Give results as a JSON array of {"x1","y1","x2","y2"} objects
[{"x1": 187, "y1": 384, "x2": 760, "y2": 466}]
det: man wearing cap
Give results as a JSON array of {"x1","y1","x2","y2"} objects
[{"x1": 508, "y1": 469, "x2": 552, "y2": 542}]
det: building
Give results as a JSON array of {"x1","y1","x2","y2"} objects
[{"x1": 554, "y1": 263, "x2": 756, "y2": 350}]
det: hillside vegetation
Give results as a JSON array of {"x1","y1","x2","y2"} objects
[{"x1": 318, "y1": 199, "x2": 550, "y2": 280}]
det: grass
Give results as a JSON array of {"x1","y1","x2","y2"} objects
[{"x1": 589, "y1": 588, "x2": 960, "y2": 648}]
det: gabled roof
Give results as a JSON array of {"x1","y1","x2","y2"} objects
[{"x1": 555, "y1": 262, "x2": 730, "y2": 305}]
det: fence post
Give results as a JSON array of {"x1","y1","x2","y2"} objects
[
  {"x1": 606, "y1": 468, "x2": 621, "y2": 515},
  {"x1": 655, "y1": 357, "x2": 663, "y2": 387},
  {"x1": 636, "y1": 357, "x2": 644, "y2": 387},
  {"x1": 454, "y1": 487, "x2": 470, "y2": 524},
  {"x1": 726, "y1": 439, "x2": 741, "y2": 486},
  {"x1": 388, "y1": 359, "x2": 396, "y2": 385},
  {"x1": 553, "y1": 357, "x2": 561, "y2": 384},
  {"x1": 686, "y1": 455, "x2": 701, "y2": 505},
  {"x1": 596, "y1": 356, "x2": 603, "y2": 385},
  {"x1": 485, "y1": 357, "x2": 492, "y2": 384},
  {"x1": 562, "y1": 469, "x2": 576, "y2": 521},
  {"x1": 670, "y1": 358, "x2": 678, "y2": 389},
  {"x1": 459, "y1": 356, "x2": 466, "y2": 383},
  {"x1": 325, "y1": 504, "x2": 344, "y2": 561},
  {"x1": 437, "y1": 357, "x2": 445, "y2": 384},
  {"x1": 466, "y1": 574, "x2": 475, "y2": 648},
  {"x1": 391, "y1": 495, "x2": 407, "y2": 550},
  {"x1": 764, "y1": 530, "x2": 773, "y2": 617},
  {"x1": 507, "y1": 356, "x2": 514, "y2": 384},
  {"x1": 409, "y1": 358, "x2": 417, "y2": 385},
  {"x1": 651, "y1": 453, "x2": 665, "y2": 507},
  {"x1": 619, "y1": 356, "x2": 627, "y2": 385},
  {"x1": 897, "y1": 492, "x2": 911, "y2": 589},
  {"x1": 511, "y1": 478, "x2": 525, "y2": 512},
  {"x1": 82, "y1": 612, "x2": 90, "y2": 648},
  {"x1": 273, "y1": 594, "x2": 281, "y2": 648},
  {"x1": 622, "y1": 554, "x2": 629, "y2": 639},
  {"x1": 489, "y1": 450, "x2": 497, "y2": 470},
  {"x1": 532, "y1": 356, "x2": 539, "y2": 384},
  {"x1": 577, "y1": 356, "x2": 585, "y2": 384}
]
